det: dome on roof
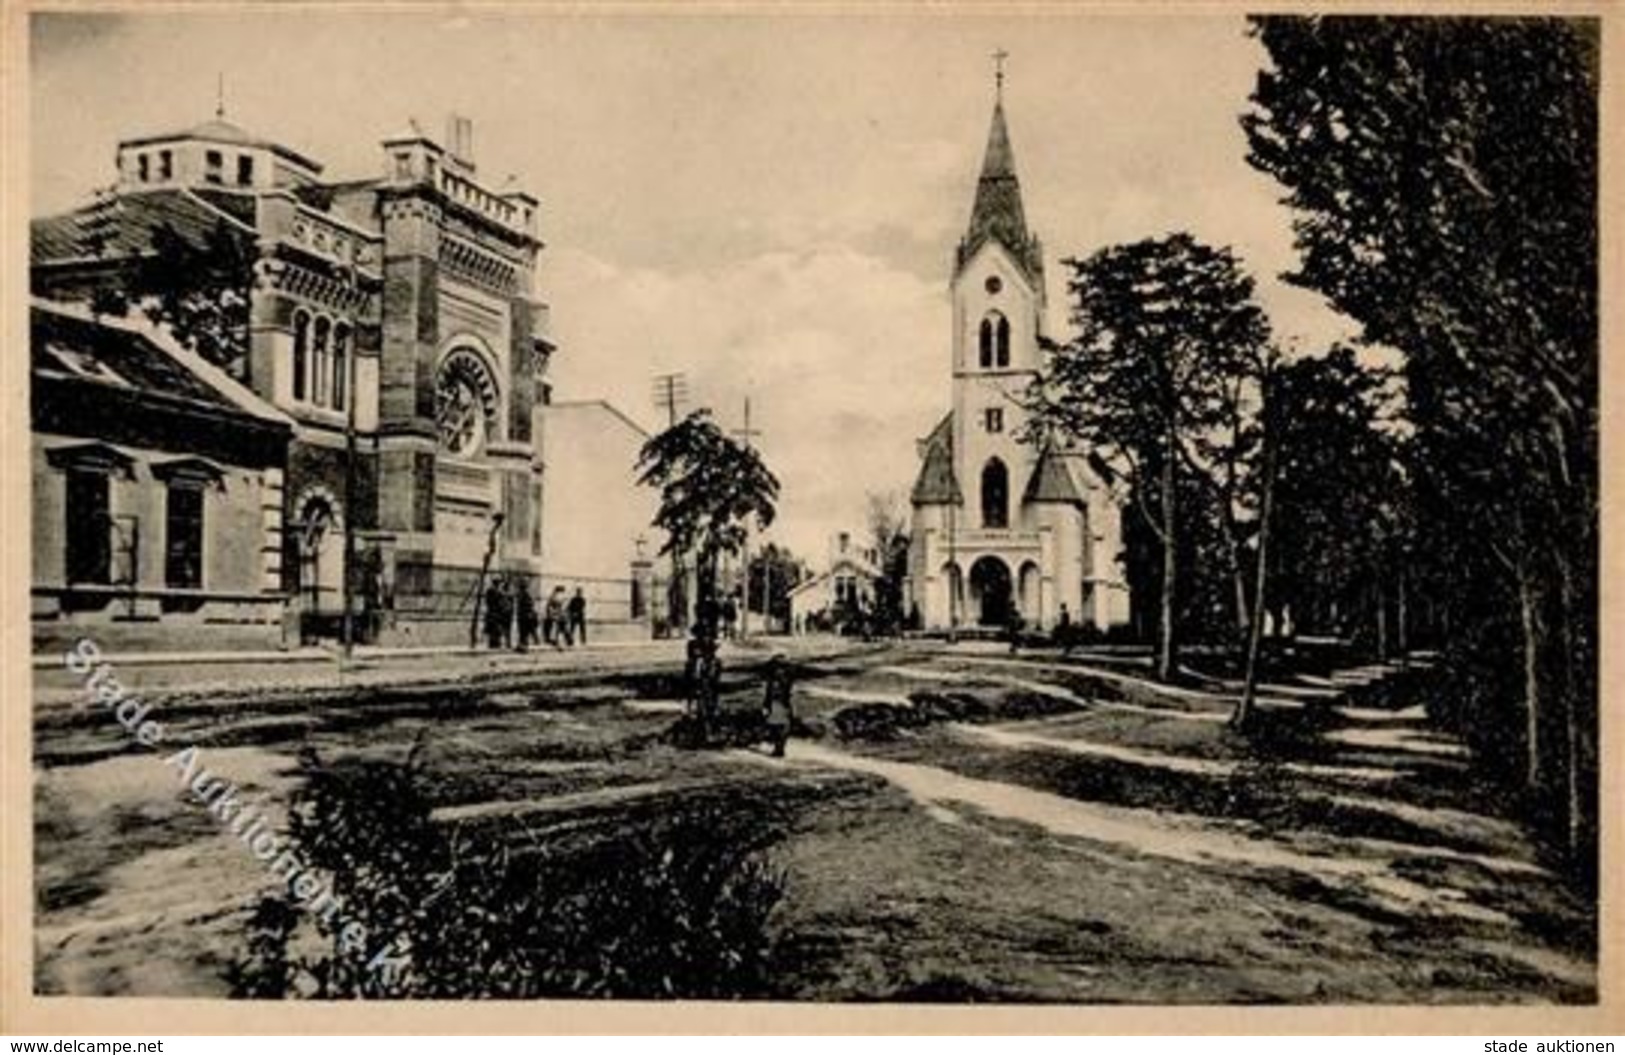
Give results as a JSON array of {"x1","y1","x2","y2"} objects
[
  {"x1": 181, "y1": 118, "x2": 262, "y2": 145},
  {"x1": 119, "y1": 115, "x2": 324, "y2": 175}
]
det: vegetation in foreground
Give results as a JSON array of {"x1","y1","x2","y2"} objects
[{"x1": 229, "y1": 750, "x2": 787, "y2": 1000}]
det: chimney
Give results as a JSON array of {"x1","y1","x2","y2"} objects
[{"x1": 445, "y1": 114, "x2": 475, "y2": 172}]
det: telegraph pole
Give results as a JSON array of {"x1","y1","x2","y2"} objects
[
  {"x1": 651, "y1": 371, "x2": 689, "y2": 631},
  {"x1": 731, "y1": 395, "x2": 762, "y2": 638},
  {"x1": 651, "y1": 372, "x2": 688, "y2": 429}
]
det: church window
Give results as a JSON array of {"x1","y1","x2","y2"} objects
[
  {"x1": 158, "y1": 150, "x2": 173, "y2": 179},
  {"x1": 291, "y1": 311, "x2": 310, "y2": 402},
  {"x1": 985, "y1": 408, "x2": 1004, "y2": 434},
  {"x1": 312, "y1": 317, "x2": 331, "y2": 406},
  {"x1": 237, "y1": 155, "x2": 254, "y2": 186},
  {"x1": 137, "y1": 154, "x2": 150, "y2": 182},
  {"x1": 979, "y1": 311, "x2": 1010, "y2": 369},
  {"x1": 985, "y1": 275, "x2": 1002, "y2": 295},
  {"x1": 331, "y1": 324, "x2": 350, "y2": 413},
  {"x1": 981, "y1": 458, "x2": 1009, "y2": 529},
  {"x1": 205, "y1": 150, "x2": 223, "y2": 184},
  {"x1": 436, "y1": 351, "x2": 497, "y2": 458}
]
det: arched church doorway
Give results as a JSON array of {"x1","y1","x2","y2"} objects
[
  {"x1": 968, "y1": 556, "x2": 1012, "y2": 627},
  {"x1": 295, "y1": 494, "x2": 343, "y2": 615}
]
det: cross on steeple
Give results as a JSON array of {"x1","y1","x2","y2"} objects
[{"x1": 992, "y1": 48, "x2": 1009, "y2": 100}]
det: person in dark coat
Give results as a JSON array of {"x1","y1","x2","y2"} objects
[
  {"x1": 761, "y1": 654, "x2": 794, "y2": 757},
  {"x1": 515, "y1": 580, "x2": 539, "y2": 652},
  {"x1": 567, "y1": 588, "x2": 588, "y2": 647},
  {"x1": 484, "y1": 577, "x2": 509, "y2": 650},
  {"x1": 1055, "y1": 603, "x2": 1074, "y2": 655},
  {"x1": 1006, "y1": 600, "x2": 1023, "y2": 655}
]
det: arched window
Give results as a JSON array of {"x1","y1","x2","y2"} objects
[
  {"x1": 980, "y1": 311, "x2": 1010, "y2": 370},
  {"x1": 291, "y1": 311, "x2": 309, "y2": 402},
  {"x1": 981, "y1": 458, "x2": 1009, "y2": 529},
  {"x1": 331, "y1": 324, "x2": 350, "y2": 413},
  {"x1": 312, "y1": 317, "x2": 331, "y2": 406}
]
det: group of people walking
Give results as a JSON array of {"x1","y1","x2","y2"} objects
[{"x1": 483, "y1": 575, "x2": 589, "y2": 651}]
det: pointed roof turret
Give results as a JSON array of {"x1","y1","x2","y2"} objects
[
  {"x1": 967, "y1": 100, "x2": 1028, "y2": 251},
  {"x1": 1023, "y1": 442, "x2": 1086, "y2": 506},
  {"x1": 956, "y1": 59, "x2": 1043, "y2": 284},
  {"x1": 910, "y1": 413, "x2": 962, "y2": 506}
]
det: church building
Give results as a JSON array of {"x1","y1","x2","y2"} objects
[
  {"x1": 31, "y1": 111, "x2": 554, "y2": 647},
  {"x1": 906, "y1": 79, "x2": 1130, "y2": 634}
]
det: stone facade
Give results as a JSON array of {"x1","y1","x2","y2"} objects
[{"x1": 32, "y1": 114, "x2": 553, "y2": 644}]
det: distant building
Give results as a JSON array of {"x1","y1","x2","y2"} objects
[
  {"x1": 32, "y1": 112, "x2": 554, "y2": 645},
  {"x1": 535, "y1": 400, "x2": 668, "y2": 639},
  {"x1": 789, "y1": 531, "x2": 880, "y2": 632},
  {"x1": 30, "y1": 300, "x2": 293, "y2": 651},
  {"x1": 906, "y1": 85, "x2": 1129, "y2": 633}
]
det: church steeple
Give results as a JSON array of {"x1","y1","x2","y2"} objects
[{"x1": 957, "y1": 55, "x2": 1043, "y2": 284}]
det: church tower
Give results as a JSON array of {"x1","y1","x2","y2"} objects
[{"x1": 907, "y1": 60, "x2": 1130, "y2": 635}]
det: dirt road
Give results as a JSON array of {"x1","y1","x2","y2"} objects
[{"x1": 33, "y1": 640, "x2": 1595, "y2": 1002}]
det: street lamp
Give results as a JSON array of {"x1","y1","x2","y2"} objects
[
  {"x1": 340, "y1": 264, "x2": 361, "y2": 660},
  {"x1": 469, "y1": 511, "x2": 506, "y2": 649}
]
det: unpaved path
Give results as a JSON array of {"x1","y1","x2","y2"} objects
[{"x1": 742, "y1": 739, "x2": 1552, "y2": 934}]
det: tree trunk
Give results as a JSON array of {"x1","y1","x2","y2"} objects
[
  {"x1": 1234, "y1": 427, "x2": 1277, "y2": 730},
  {"x1": 1514, "y1": 557, "x2": 1543, "y2": 795},
  {"x1": 1375, "y1": 582, "x2": 1388, "y2": 660},
  {"x1": 1552, "y1": 546, "x2": 1587, "y2": 863},
  {"x1": 1396, "y1": 566, "x2": 1409, "y2": 662},
  {"x1": 1157, "y1": 437, "x2": 1178, "y2": 683},
  {"x1": 1226, "y1": 524, "x2": 1250, "y2": 641}
]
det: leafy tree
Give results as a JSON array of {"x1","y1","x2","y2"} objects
[
  {"x1": 745, "y1": 542, "x2": 806, "y2": 628},
  {"x1": 865, "y1": 490, "x2": 911, "y2": 634},
  {"x1": 92, "y1": 219, "x2": 255, "y2": 379},
  {"x1": 1243, "y1": 16, "x2": 1597, "y2": 868},
  {"x1": 1265, "y1": 347, "x2": 1407, "y2": 646},
  {"x1": 1033, "y1": 233, "x2": 1272, "y2": 681},
  {"x1": 637, "y1": 409, "x2": 780, "y2": 630}
]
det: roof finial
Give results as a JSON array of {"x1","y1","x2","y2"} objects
[
  {"x1": 215, "y1": 72, "x2": 225, "y2": 119},
  {"x1": 992, "y1": 47, "x2": 1009, "y2": 102}
]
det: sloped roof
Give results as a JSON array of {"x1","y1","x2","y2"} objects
[
  {"x1": 31, "y1": 299, "x2": 290, "y2": 427},
  {"x1": 910, "y1": 412, "x2": 961, "y2": 506},
  {"x1": 544, "y1": 399, "x2": 652, "y2": 440},
  {"x1": 31, "y1": 188, "x2": 256, "y2": 266},
  {"x1": 956, "y1": 99, "x2": 1044, "y2": 284},
  {"x1": 1022, "y1": 443, "x2": 1086, "y2": 505},
  {"x1": 788, "y1": 557, "x2": 879, "y2": 598}
]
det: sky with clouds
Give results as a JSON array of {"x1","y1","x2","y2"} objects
[{"x1": 30, "y1": 9, "x2": 1358, "y2": 561}]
